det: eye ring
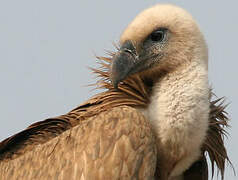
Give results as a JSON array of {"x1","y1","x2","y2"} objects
[{"x1": 150, "y1": 29, "x2": 166, "y2": 42}]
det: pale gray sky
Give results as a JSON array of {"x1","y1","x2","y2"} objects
[{"x1": 0, "y1": 0, "x2": 237, "y2": 179}]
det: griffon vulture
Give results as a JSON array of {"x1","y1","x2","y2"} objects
[{"x1": 0, "y1": 4, "x2": 231, "y2": 180}]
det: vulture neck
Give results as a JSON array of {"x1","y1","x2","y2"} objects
[{"x1": 143, "y1": 60, "x2": 210, "y2": 179}]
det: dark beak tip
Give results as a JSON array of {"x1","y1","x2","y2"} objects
[
  {"x1": 113, "y1": 83, "x2": 119, "y2": 89},
  {"x1": 111, "y1": 77, "x2": 119, "y2": 89}
]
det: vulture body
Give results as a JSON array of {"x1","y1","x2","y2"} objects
[{"x1": 0, "y1": 4, "x2": 231, "y2": 180}]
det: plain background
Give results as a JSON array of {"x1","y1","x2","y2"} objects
[{"x1": 0, "y1": 0, "x2": 237, "y2": 179}]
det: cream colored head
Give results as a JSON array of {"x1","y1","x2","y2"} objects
[{"x1": 110, "y1": 4, "x2": 208, "y2": 87}]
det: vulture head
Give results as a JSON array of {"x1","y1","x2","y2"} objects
[{"x1": 110, "y1": 4, "x2": 208, "y2": 88}]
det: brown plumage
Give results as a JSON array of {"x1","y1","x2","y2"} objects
[
  {"x1": 0, "y1": 4, "x2": 232, "y2": 180},
  {"x1": 0, "y1": 56, "x2": 231, "y2": 179},
  {"x1": 0, "y1": 106, "x2": 157, "y2": 179}
]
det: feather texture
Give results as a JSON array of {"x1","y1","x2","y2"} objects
[
  {"x1": 0, "y1": 107, "x2": 157, "y2": 179},
  {"x1": 0, "y1": 55, "x2": 231, "y2": 179}
]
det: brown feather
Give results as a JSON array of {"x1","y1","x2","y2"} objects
[
  {"x1": 0, "y1": 55, "x2": 231, "y2": 179},
  {"x1": 0, "y1": 106, "x2": 157, "y2": 179}
]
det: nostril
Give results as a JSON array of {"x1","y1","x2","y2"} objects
[{"x1": 124, "y1": 48, "x2": 133, "y2": 54}]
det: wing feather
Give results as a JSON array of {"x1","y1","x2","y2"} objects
[{"x1": 0, "y1": 106, "x2": 157, "y2": 180}]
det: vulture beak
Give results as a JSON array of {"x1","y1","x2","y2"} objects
[{"x1": 110, "y1": 40, "x2": 140, "y2": 89}]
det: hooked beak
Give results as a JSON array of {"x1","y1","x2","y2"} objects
[{"x1": 110, "y1": 40, "x2": 139, "y2": 89}]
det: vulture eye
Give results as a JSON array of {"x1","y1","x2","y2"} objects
[{"x1": 150, "y1": 29, "x2": 166, "y2": 42}]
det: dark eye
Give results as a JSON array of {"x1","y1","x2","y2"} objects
[{"x1": 150, "y1": 29, "x2": 165, "y2": 42}]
